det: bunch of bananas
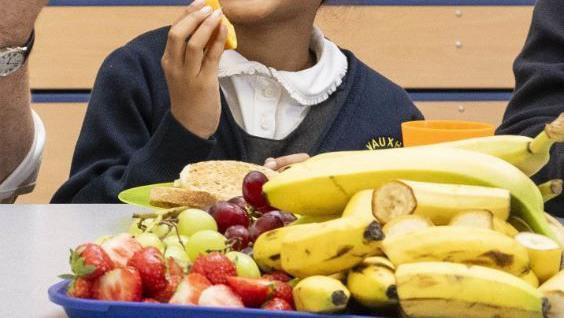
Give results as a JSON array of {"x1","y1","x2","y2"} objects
[{"x1": 255, "y1": 114, "x2": 564, "y2": 317}]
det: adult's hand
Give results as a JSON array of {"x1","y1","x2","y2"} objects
[{"x1": 0, "y1": 0, "x2": 47, "y2": 187}]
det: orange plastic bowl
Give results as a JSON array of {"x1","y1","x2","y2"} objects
[{"x1": 401, "y1": 120, "x2": 495, "y2": 147}]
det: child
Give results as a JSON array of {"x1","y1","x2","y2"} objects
[{"x1": 52, "y1": 0, "x2": 423, "y2": 203}]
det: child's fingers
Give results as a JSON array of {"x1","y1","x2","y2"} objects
[
  {"x1": 201, "y1": 24, "x2": 227, "y2": 76},
  {"x1": 163, "y1": 5, "x2": 213, "y2": 68},
  {"x1": 173, "y1": 0, "x2": 205, "y2": 25},
  {"x1": 184, "y1": 9, "x2": 223, "y2": 76}
]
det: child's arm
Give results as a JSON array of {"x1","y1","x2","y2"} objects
[
  {"x1": 497, "y1": 0, "x2": 563, "y2": 213},
  {"x1": 52, "y1": 2, "x2": 228, "y2": 203}
]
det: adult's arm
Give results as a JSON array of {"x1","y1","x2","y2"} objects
[
  {"x1": 497, "y1": 0, "x2": 564, "y2": 214},
  {"x1": 0, "y1": 0, "x2": 48, "y2": 202}
]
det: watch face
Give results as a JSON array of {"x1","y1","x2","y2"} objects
[{"x1": 0, "y1": 50, "x2": 25, "y2": 76}]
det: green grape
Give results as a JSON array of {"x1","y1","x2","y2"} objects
[
  {"x1": 164, "y1": 245, "x2": 191, "y2": 271},
  {"x1": 178, "y1": 209, "x2": 218, "y2": 237},
  {"x1": 226, "y1": 251, "x2": 261, "y2": 278},
  {"x1": 135, "y1": 232, "x2": 165, "y2": 253},
  {"x1": 148, "y1": 222, "x2": 171, "y2": 239},
  {"x1": 128, "y1": 218, "x2": 144, "y2": 236},
  {"x1": 162, "y1": 235, "x2": 189, "y2": 248},
  {"x1": 186, "y1": 230, "x2": 226, "y2": 261}
]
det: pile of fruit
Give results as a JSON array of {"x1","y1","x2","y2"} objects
[
  {"x1": 62, "y1": 114, "x2": 564, "y2": 317},
  {"x1": 62, "y1": 171, "x2": 299, "y2": 309}
]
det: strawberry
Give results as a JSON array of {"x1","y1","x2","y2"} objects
[
  {"x1": 101, "y1": 233, "x2": 143, "y2": 267},
  {"x1": 92, "y1": 267, "x2": 143, "y2": 302},
  {"x1": 143, "y1": 298, "x2": 160, "y2": 303},
  {"x1": 127, "y1": 247, "x2": 167, "y2": 296},
  {"x1": 69, "y1": 244, "x2": 114, "y2": 280},
  {"x1": 226, "y1": 276, "x2": 273, "y2": 308},
  {"x1": 262, "y1": 297, "x2": 293, "y2": 311},
  {"x1": 190, "y1": 252, "x2": 236, "y2": 285},
  {"x1": 153, "y1": 257, "x2": 185, "y2": 303},
  {"x1": 272, "y1": 280, "x2": 294, "y2": 307},
  {"x1": 262, "y1": 271, "x2": 292, "y2": 283},
  {"x1": 169, "y1": 273, "x2": 212, "y2": 305},
  {"x1": 198, "y1": 285, "x2": 244, "y2": 308},
  {"x1": 67, "y1": 277, "x2": 93, "y2": 299}
]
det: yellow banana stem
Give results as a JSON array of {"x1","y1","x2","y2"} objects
[
  {"x1": 528, "y1": 113, "x2": 564, "y2": 154},
  {"x1": 538, "y1": 179, "x2": 563, "y2": 203}
]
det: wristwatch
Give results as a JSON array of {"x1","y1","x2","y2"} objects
[{"x1": 0, "y1": 30, "x2": 35, "y2": 77}]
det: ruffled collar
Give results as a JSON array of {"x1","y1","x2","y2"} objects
[{"x1": 218, "y1": 27, "x2": 348, "y2": 106}]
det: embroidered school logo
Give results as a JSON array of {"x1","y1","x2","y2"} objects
[{"x1": 366, "y1": 137, "x2": 403, "y2": 150}]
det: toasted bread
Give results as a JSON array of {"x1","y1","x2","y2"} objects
[
  {"x1": 149, "y1": 186, "x2": 217, "y2": 209},
  {"x1": 149, "y1": 161, "x2": 277, "y2": 209}
]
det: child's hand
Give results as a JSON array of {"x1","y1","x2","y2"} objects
[
  {"x1": 162, "y1": 0, "x2": 228, "y2": 139},
  {"x1": 264, "y1": 153, "x2": 311, "y2": 171}
]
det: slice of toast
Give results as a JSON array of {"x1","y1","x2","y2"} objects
[
  {"x1": 149, "y1": 186, "x2": 217, "y2": 209},
  {"x1": 149, "y1": 161, "x2": 277, "y2": 209}
]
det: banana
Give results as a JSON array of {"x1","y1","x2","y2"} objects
[
  {"x1": 382, "y1": 226, "x2": 531, "y2": 276},
  {"x1": 291, "y1": 214, "x2": 340, "y2": 225},
  {"x1": 449, "y1": 210, "x2": 494, "y2": 229},
  {"x1": 280, "y1": 190, "x2": 384, "y2": 278},
  {"x1": 396, "y1": 262, "x2": 548, "y2": 318},
  {"x1": 310, "y1": 113, "x2": 564, "y2": 177},
  {"x1": 538, "y1": 179, "x2": 563, "y2": 203},
  {"x1": 539, "y1": 269, "x2": 564, "y2": 318},
  {"x1": 373, "y1": 180, "x2": 510, "y2": 225},
  {"x1": 341, "y1": 189, "x2": 373, "y2": 218},
  {"x1": 520, "y1": 269, "x2": 540, "y2": 288},
  {"x1": 493, "y1": 217, "x2": 520, "y2": 237},
  {"x1": 515, "y1": 232, "x2": 562, "y2": 283},
  {"x1": 382, "y1": 214, "x2": 433, "y2": 238},
  {"x1": 347, "y1": 256, "x2": 397, "y2": 308},
  {"x1": 545, "y1": 213, "x2": 564, "y2": 250},
  {"x1": 263, "y1": 147, "x2": 555, "y2": 242},
  {"x1": 281, "y1": 216, "x2": 384, "y2": 278},
  {"x1": 254, "y1": 190, "x2": 375, "y2": 273},
  {"x1": 253, "y1": 224, "x2": 316, "y2": 272},
  {"x1": 293, "y1": 276, "x2": 350, "y2": 313}
]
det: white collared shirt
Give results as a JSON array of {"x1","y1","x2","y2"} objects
[
  {"x1": 0, "y1": 111, "x2": 45, "y2": 203},
  {"x1": 218, "y1": 27, "x2": 348, "y2": 140}
]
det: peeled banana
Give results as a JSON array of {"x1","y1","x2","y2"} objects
[
  {"x1": 539, "y1": 269, "x2": 564, "y2": 318},
  {"x1": 382, "y1": 214, "x2": 433, "y2": 238},
  {"x1": 264, "y1": 148, "x2": 555, "y2": 242},
  {"x1": 293, "y1": 276, "x2": 350, "y2": 313},
  {"x1": 382, "y1": 226, "x2": 531, "y2": 276},
  {"x1": 373, "y1": 180, "x2": 510, "y2": 225},
  {"x1": 515, "y1": 232, "x2": 562, "y2": 283},
  {"x1": 396, "y1": 262, "x2": 548, "y2": 318},
  {"x1": 449, "y1": 210, "x2": 494, "y2": 229},
  {"x1": 347, "y1": 256, "x2": 397, "y2": 308}
]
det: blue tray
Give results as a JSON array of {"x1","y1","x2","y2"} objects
[{"x1": 49, "y1": 281, "x2": 393, "y2": 318}]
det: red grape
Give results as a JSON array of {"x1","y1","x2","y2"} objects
[
  {"x1": 249, "y1": 212, "x2": 285, "y2": 242},
  {"x1": 241, "y1": 246, "x2": 254, "y2": 257},
  {"x1": 208, "y1": 201, "x2": 250, "y2": 234},
  {"x1": 227, "y1": 196, "x2": 248, "y2": 211},
  {"x1": 279, "y1": 212, "x2": 297, "y2": 225},
  {"x1": 242, "y1": 171, "x2": 274, "y2": 212},
  {"x1": 225, "y1": 225, "x2": 251, "y2": 251}
]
